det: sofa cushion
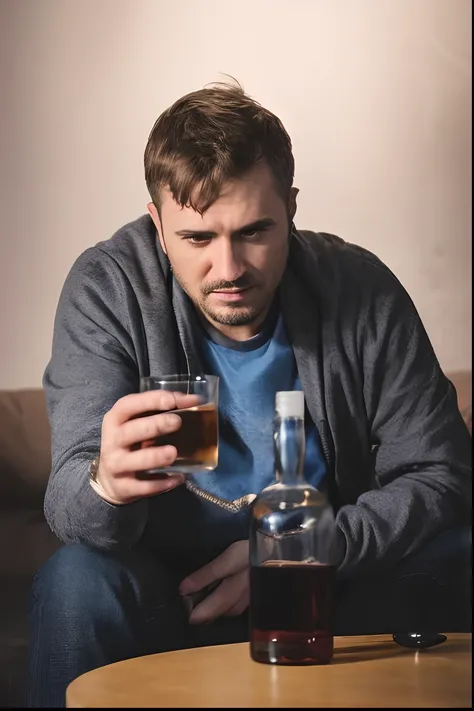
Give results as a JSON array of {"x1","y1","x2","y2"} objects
[
  {"x1": 0, "y1": 577, "x2": 31, "y2": 648},
  {"x1": 0, "y1": 577, "x2": 30, "y2": 708},
  {"x1": 0, "y1": 389, "x2": 51, "y2": 505},
  {"x1": 0, "y1": 510, "x2": 61, "y2": 579}
]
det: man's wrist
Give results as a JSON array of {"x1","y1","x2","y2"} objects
[
  {"x1": 89, "y1": 477, "x2": 125, "y2": 506},
  {"x1": 88, "y1": 456, "x2": 125, "y2": 506}
]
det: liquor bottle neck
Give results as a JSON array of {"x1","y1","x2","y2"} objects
[{"x1": 274, "y1": 416, "x2": 306, "y2": 486}]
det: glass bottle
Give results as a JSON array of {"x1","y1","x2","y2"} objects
[{"x1": 249, "y1": 390, "x2": 342, "y2": 665}]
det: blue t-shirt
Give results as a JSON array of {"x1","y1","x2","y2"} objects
[{"x1": 189, "y1": 309, "x2": 326, "y2": 502}]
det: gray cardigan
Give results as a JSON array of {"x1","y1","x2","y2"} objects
[{"x1": 43, "y1": 215, "x2": 472, "y2": 578}]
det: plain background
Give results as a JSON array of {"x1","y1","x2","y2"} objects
[{"x1": 0, "y1": 0, "x2": 471, "y2": 388}]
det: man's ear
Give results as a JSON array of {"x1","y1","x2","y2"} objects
[
  {"x1": 147, "y1": 201, "x2": 167, "y2": 255},
  {"x1": 288, "y1": 187, "x2": 299, "y2": 223}
]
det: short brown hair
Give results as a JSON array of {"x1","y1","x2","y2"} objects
[{"x1": 144, "y1": 81, "x2": 295, "y2": 214}]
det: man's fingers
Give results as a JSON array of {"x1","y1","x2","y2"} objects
[
  {"x1": 108, "y1": 391, "x2": 201, "y2": 425},
  {"x1": 180, "y1": 559, "x2": 221, "y2": 595},
  {"x1": 108, "y1": 390, "x2": 177, "y2": 424},
  {"x1": 188, "y1": 579, "x2": 234, "y2": 625},
  {"x1": 225, "y1": 590, "x2": 250, "y2": 617},
  {"x1": 114, "y1": 444, "x2": 179, "y2": 474},
  {"x1": 118, "y1": 412, "x2": 182, "y2": 448},
  {"x1": 180, "y1": 540, "x2": 249, "y2": 594},
  {"x1": 188, "y1": 572, "x2": 249, "y2": 625},
  {"x1": 172, "y1": 392, "x2": 203, "y2": 409}
]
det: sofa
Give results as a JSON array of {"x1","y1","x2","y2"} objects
[{"x1": 0, "y1": 374, "x2": 471, "y2": 707}]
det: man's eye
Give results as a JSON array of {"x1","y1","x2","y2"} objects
[
  {"x1": 240, "y1": 230, "x2": 260, "y2": 239},
  {"x1": 184, "y1": 235, "x2": 212, "y2": 245}
]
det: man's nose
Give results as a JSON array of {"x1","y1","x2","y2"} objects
[{"x1": 211, "y1": 237, "x2": 244, "y2": 282}]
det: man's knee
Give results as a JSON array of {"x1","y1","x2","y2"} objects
[
  {"x1": 29, "y1": 542, "x2": 177, "y2": 621},
  {"x1": 27, "y1": 545, "x2": 190, "y2": 707},
  {"x1": 33, "y1": 544, "x2": 121, "y2": 612}
]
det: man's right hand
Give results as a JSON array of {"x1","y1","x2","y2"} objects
[{"x1": 94, "y1": 390, "x2": 199, "y2": 505}]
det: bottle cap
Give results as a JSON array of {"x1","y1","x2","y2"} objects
[{"x1": 275, "y1": 390, "x2": 305, "y2": 419}]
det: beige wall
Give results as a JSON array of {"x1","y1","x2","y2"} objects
[{"x1": 0, "y1": 0, "x2": 471, "y2": 389}]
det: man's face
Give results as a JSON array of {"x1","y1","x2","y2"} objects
[{"x1": 148, "y1": 162, "x2": 297, "y2": 339}]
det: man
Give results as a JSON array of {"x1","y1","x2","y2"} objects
[{"x1": 27, "y1": 83, "x2": 471, "y2": 707}]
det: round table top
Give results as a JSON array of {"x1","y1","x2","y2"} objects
[{"x1": 66, "y1": 633, "x2": 471, "y2": 708}]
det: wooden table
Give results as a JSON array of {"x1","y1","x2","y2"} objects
[{"x1": 66, "y1": 633, "x2": 471, "y2": 708}]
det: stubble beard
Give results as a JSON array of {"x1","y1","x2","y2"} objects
[
  {"x1": 171, "y1": 268, "x2": 267, "y2": 328},
  {"x1": 198, "y1": 297, "x2": 261, "y2": 326}
]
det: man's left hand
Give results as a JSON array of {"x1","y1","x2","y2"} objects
[{"x1": 179, "y1": 540, "x2": 249, "y2": 625}]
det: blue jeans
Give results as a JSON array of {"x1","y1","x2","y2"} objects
[{"x1": 26, "y1": 526, "x2": 471, "y2": 707}]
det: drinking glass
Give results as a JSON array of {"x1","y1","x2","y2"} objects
[{"x1": 138, "y1": 374, "x2": 219, "y2": 476}]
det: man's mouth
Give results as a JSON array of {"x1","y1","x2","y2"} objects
[{"x1": 210, "y1": 286, "x2": 253, "y2": 301}]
